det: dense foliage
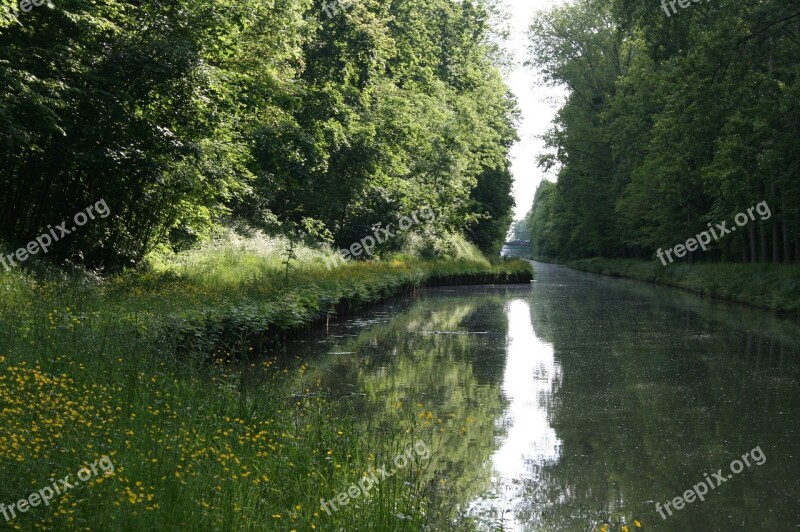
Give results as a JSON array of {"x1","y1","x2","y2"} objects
[
  {"x1": 0, "y1": 0, "x2": 517, "y2": 269},
  {"x1": 525, "y1": 0, "x2": 800, "y2": 263}
]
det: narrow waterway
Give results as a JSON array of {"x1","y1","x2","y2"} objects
[{"x1": 286, "y1": 262, "x2": 800, "y2": 530}]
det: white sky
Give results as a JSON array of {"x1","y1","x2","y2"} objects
[{"x1": 501, "y1": 0, "x2": 566, "y2": 220}]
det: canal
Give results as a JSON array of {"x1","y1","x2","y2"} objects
[{"x1": 285, "y1": 262, "x2": 800, "y2": 530}]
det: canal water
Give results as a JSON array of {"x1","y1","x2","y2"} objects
[{"x1": 287, "y1": 262, "x2": 800, "y2": 530}]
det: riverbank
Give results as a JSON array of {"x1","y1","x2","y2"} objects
[
  {"x1": 0, "y1": 234, "x2": 531, "y2": 530},
  {"x1": 565, "y1": 258, "x2": 800, "y2": 313}
]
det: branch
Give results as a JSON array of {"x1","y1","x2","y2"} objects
[{"x1": 740, "y1": 10, "x2": 800, "y2": 43}]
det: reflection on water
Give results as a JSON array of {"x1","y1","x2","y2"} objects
[
  {"x1": 285, "y1": 263, "x2": 800, "y2": 530},
  {"x1": 469, "y1": 299, "x2": 562, "y2": 530}
]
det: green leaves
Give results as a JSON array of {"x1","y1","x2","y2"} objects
[
  {"x1": 526, "y1": 0, "x2": 800, "y2": 263},
  {"x1": 0, "y1": 0, "x2": 517, "y2": 268}
]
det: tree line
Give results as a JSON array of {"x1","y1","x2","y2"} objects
[
  {"x1": 0, "y1": 0, "x2": 517, "y2": 269},
  {"x1": 525, "y1": 0, "x2": 800, "y2": 264}
]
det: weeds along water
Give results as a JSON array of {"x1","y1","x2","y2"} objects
[
  {"x1": 567, "y1": 258, "x2": 800, "y2": 313},
  {"x1": 0, "y1": 237, "x2": 531, "y2": 530}
]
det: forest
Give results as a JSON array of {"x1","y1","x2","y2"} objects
[
  {"x1": 0, "y1": 0, "x2": 517, "y2": 269},
  {"x1": 525, "y1": 0, "x2": 800, "y2": 264}
]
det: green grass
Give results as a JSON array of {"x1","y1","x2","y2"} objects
[
  {"x1": 0, "y1": 232, "x2": 531, "y2": 530},
  {"x1": 567, "y1": 258, "x2": 800, "y2": 313}
]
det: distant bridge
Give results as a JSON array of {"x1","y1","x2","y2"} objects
[{"x1": 500, "y1": 240, "x2": 531, "y2": 258}]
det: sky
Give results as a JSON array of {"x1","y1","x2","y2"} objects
[{"x1": 501, "y1": 0, "x2": 566, "y2": 220}]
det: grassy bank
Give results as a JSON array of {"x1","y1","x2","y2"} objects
[
  {"x1": 566, "y1": 258, "x2": 800, "y2": 313},
  {"x1": 0, "y1": 233, "x2": 531, "y2": 530}
]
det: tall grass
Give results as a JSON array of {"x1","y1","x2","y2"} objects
[{"x1": 0, "y1": 231, "x2": 531, "y2": 530}]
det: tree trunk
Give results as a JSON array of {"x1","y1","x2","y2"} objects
[
  {"x1": 794, "y1": 216, "x2": 800, "y2": 262},
  {"x1": 782, "y1": 192, "x2": 791, "y2": 263},
  {"x1": 742, "y1": 232, "x2": 749, "y2": 264},
  {"x1": 772, "y1": 183, "x2": 780, "y2": 263}
]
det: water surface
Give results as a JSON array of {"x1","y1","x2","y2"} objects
[{"x1": 287, "y1": 262, "x2": 800, "y2": 530}]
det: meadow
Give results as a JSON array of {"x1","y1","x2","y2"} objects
[{"x1": 0, "y1": 232, "x2": 531, "y2": 531}]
